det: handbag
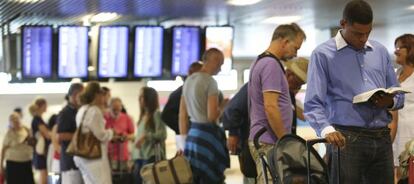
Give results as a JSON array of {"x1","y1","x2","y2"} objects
[
  {"x1": 140, "y1": 155, "x2": 192, "y2": 184},
  {"x1": 66, "y1": 107, "x2": 101, "y2": 159}
]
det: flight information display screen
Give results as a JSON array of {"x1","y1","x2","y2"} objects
[
  {"x1": 58, "y1": 26, "x2": 89, "y2": 78},
  {"x1": 98, "y1": 26, "x2": 129, "y2": 78},
  {"x1": 134, "y1": 26, "x2": 163, "y2": 77},
  {"x1": 206, "y1": 26, "x2": 234, "y2": 73},
  {"x1": 22, "y1": 26, "x2": 53, "y2": 78},
  {"x1": 171, "y1": 26, "x2": 201, "y2": 76}
]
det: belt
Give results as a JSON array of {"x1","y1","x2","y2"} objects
[{"x1": 333, "y1": 124, "x2": 390, "y2": 138}]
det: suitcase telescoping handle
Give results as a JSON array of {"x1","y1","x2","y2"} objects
[
  {"x1": 253, "y1": 127, "x2": 268, "y2": 150},
  {"x1": 252, "y1": 127, "x2": 274, "y2": 184},
  {"x1": 306, "y1": 138, "x2": 341, "y2": 184}
]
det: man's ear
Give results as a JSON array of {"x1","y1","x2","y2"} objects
[
  {"x1": 281, "y1": 38, "x2": 290, "y2": 48},
  {"x1": 340, "y1": 19, "x2": 346, "y2": 29}
]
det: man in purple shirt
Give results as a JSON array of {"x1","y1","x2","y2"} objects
[
  {"x1": 304, "y1": 1, "x2": 404, "y2": 183},
  {"x1": 248, "y1": 23, "x2": 306, "y2": 183}
]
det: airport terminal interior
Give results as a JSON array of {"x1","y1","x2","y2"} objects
[{"x1": 0, "y1": 0, "x2": 414, "y2": 183}]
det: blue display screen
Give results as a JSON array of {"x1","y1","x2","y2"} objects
[
  {"x1": 58, "y1": 26, "x2": 89, "y2": 78},
  {"x1": 171, "y1": 26, "x2": 200, "y2": 76},
  {"x1": 98, "y1": 26, "x2": 129, "y2": 78},
  {"x1": 22, "y1": 26, "x2": 52, "y2": 78},
  {"x1": 134, "y1": 26, "x2": 163, "y2": 77}
]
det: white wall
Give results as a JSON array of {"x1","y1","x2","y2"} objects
[{"x1": 232, "y1": 23, "x2": 331, "y2": 58}]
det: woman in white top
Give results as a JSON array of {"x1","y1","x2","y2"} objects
[
  {"x1": 74, "y1": 82, "x2": 121, "y2": 184},
  {"x1": 391, "y1": 34, "x2": 414, "y2": 182},
  {"x1": 0, "y1": 112, "x2": 35, "y2": 184}
]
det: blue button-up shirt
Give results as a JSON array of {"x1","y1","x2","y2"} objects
[{"x1": 304, "y1": 31, "x2": 405, "y2": 136}]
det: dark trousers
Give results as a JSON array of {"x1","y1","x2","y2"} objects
[
  {"x1": 6, "y1": 160, "x2": 35, "y2": 184},
  {"x1": 132, "y1": 156, "x2": 155, "y2": 184},
  {"x1": 329, "y1": 126, "x2": 394, "y2": 184}
]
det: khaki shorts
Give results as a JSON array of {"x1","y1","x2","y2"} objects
[{"x1": 248, "y1": 141, "x2": 273, "y2": 184}]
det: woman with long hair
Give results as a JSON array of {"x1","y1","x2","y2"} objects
[
  {"x1": 390, "y1": 34, "x2": 414, "y2": 183},
  {"x1": 132, "y1": 87, "x2": 167, "y2": 184},
  {"x1": 29, "y1": 97, "x2": 50, "y2": 184},
  {"x1": 0, "y1": 112, "x2": 35, "y2": 184},
  {"x1": 73, "y1": 81, "x2": 121, "y2": 184}
]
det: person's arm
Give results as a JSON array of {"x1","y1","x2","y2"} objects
[
  {"x1": 296, "y1": 106, "x2": 305, "y2": 121},
  {"x1": 88, "y1": 107, "x2": 114, "y2": 142},
  {"x1": 57, "y1": 112, "x2": 75, "y2": 141},
  {"x1": 218, "y1": 95, "x2": 229, "y2": 120},
  {"x1": 0, "y1": 146, "x2": 8, "y2": 173},
  {"x1": 207, "y1": 95, "x2": 220, "y2": 123},
  {"x1": 57, "y1": 133, "x2": 74, "y2": 141},
  {"x1": 125, "y1": 115, "x2": 135, "y2": 141},
  {"x1": 222, "y1": 88, "x2": 246, "y2": 153},
  {"x1": 51, "y1": 125, "x2": 61, "y2": 153},
  {"x1": 263, "y1": 92, "x2": 286, "y2": 139},
  {"x1": 179, "y1": 96, "x2": 189, "y2": 135},
  {"x1": 304, "y1": 51, "x2": 345, "y2": 147},
  {"x1": 0, "y1": 133, "x2": 10, "y2": 173},
  {"x1": 207, "y1": 79, "x2": 221, "y2": 123},
  {"x1": 38, "y1": 123, "x2": 51, "y2": 140},
  {"x1": 389, "y1": 111, "x2": 398, "y2": 142},
  {"x1": 384, "y1": 51, "x2": 405, "y2": 110}
]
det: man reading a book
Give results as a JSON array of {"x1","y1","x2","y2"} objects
[{"x1": 304, "y1": 1, "x2": 405, "y2": 183}]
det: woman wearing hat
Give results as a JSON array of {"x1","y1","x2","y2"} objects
[{"x1": 285, "y1": 57, "x2": 309, "y2": 134}]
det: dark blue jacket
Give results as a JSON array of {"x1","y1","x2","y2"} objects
[{"x1": 221, "y1": 83, "x2": 249, "y2": 147}]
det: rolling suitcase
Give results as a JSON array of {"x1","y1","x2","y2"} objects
[
  {"x1": 306, "y1": 138, "x2": 341, "y2": 184},
  {"x1": 111, "y1": 140, "x2": 133, "y2": 184}
]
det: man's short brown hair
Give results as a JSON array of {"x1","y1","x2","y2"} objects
[{"x1": 271, "y1": 23, "x2": 306, "y2": 42}]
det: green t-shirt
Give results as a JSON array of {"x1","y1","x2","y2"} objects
[{"x1": 132, "y1": 111, "x2": 167, "y2": 160}]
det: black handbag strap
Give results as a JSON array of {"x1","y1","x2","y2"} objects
[
  {"x1": 168, "y1": 158, "x2": 180, "y2": 184},
  {"x1": 152, "y1": 165, "x2": 161, "y2": 184},
  {"x1": 248, "y1": 51, "x2": 285, "y2": 139}
]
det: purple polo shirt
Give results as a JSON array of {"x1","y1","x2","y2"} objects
[{"x1": 248, "y1": 56, "x2": 292, "y2": 144}]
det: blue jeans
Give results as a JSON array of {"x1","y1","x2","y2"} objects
[
  {"x1": 132, "y1": 157, "x2": 155, "y2": 184},
  {"x1": 328, "y1": 127, "x2": 393, "y2": 184}
]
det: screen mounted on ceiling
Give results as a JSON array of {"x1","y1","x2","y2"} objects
[
  {"x1": 171, "y1": 26, "x2": 201, "y2": 76},
  {"x1": 58, "y1": 26, "x2": 89, "y2": 78},
  {"x1": 133, "y1": 26, "x2": 164, "y2": 77},
  {"x1": 98, "y1": 26, "x2": 129, "y2": 78},
  {"x1": 22, "y1": 26, "x2": 53, "y2": 78}
]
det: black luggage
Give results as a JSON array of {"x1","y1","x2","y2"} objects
[
  {"x1": 253, "y1": 127, "x2": 341, "y2": 184},
  {"x1": 111, "y1": 140, "x2": 133, "y2": 184}
]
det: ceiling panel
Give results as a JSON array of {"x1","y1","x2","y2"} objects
[{"x1": 0, "y1": 0, "x2": 413, "y2": 32}]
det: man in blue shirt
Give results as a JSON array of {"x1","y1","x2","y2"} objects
[
  {"x1": 57, "y1": 83, "x2": 84, "y2": 184},
  {"x1": 304, "y1": 1, "x2": 404, "y2": 183}
]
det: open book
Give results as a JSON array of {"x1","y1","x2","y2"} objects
[{"x1": 353, "y1": 87, "x2": 411, "y2": 104}]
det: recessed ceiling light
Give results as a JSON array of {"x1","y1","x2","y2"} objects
[
  {"x1": 36, "y1": 77, "x2": 44, "y2": 83},
  {"x1": 261, "y1": 16, "x2": 302, "y2": 24},
  {"x1": 87, "y1": 66, "x2": 95, "y2": 71},
  {"x1": 408, "y1": 5, "x2": 414, "y2": 10},
  {"x1": 227, "y1": 0, "x2": 262, "y2": 6},
  {"x1": 89, "y1": 12, "x2": 119, "y2": 23}
]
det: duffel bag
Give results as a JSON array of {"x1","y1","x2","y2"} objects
[{"x1": 141, "y1": 155, "x2": 192, "y2": 184}]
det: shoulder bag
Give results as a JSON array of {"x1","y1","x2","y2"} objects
[{"x1": 66, "y1": 107, "x2": 102, "y2": 159}]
